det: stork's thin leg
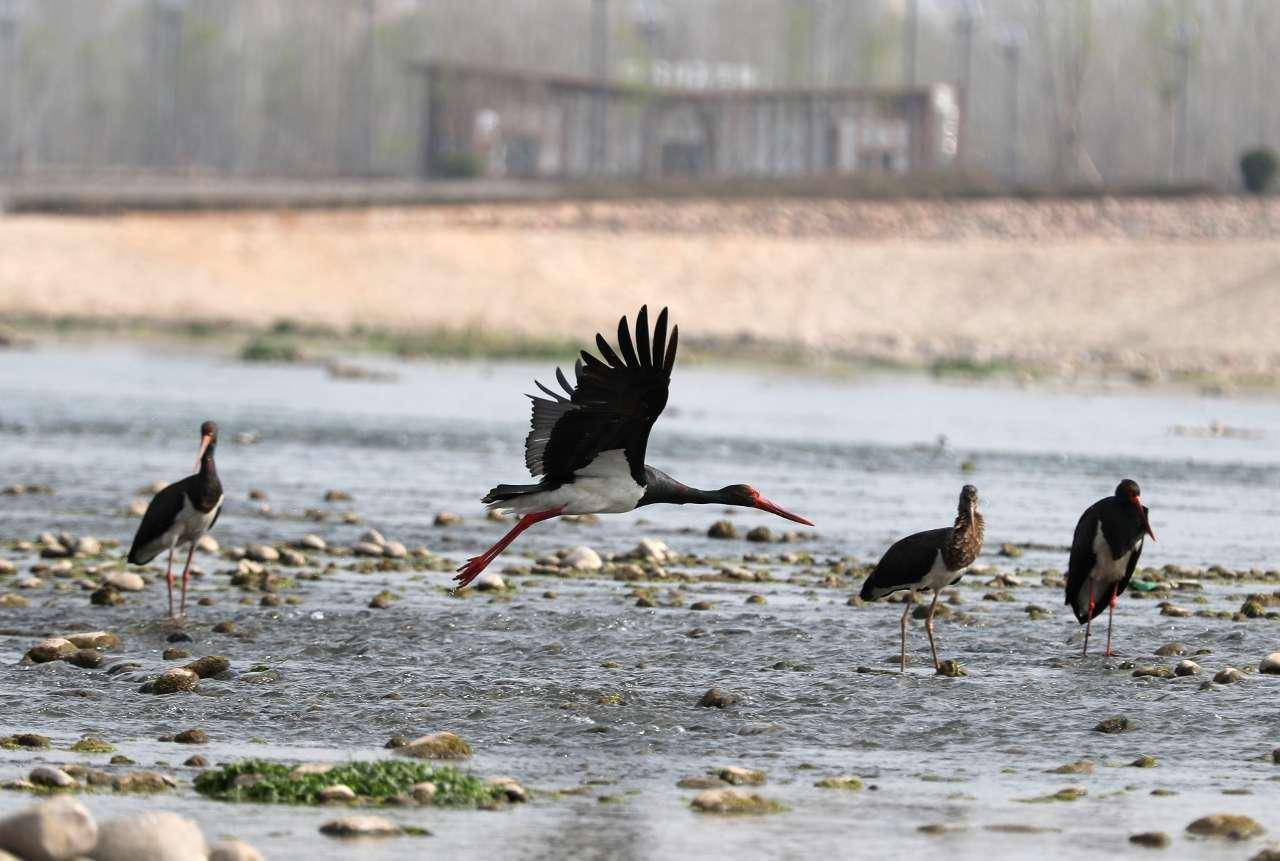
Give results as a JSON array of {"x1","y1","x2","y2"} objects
[
  {"x1": 1082, "y1": 582, "x2": 1096, "y2": 657},
  {"x1": 179, "y1": 542, "x2": 197, "y2": 617},
  {"x1": 454, "y1": 507, "x2": 564, "y2": 588},
  {"x1": 165, "y1": 547, "x2": 175, "y2": 619},
  {"x1": 925, "y1": 590, "x2": 942, "y2": 670},
  {"x1": 1104, "y1": 587, "x2": 1118, "y2": 657},
  {"x1": 899, "y1": 591, "x2": 915, "y2": 673}
]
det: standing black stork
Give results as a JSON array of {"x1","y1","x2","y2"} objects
[
  {"x1": 127, "y1": 421, "x2": 224, "y2": 619},
  {"x1": 859, "y1": 485, "x2": 984, "y2": 672},
  {"x1": 1065, "y1": 479, "x2": 1155, "y2": 657},
  {"x1": 453, "y1": 306, "x2": 813, "y2": 587}
]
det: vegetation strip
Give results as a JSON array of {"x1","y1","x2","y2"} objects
[{"x1": 193, "y1": 760, "x2": 506, "y2": 807}]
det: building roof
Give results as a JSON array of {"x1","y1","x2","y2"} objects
[{"x1": 407, "y1": 60, "x2": 941, "y2": 103}]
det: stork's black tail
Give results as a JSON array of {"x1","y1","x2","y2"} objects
[{"x1": 482, "y1": 483, "x2": 544, "y2": 506}]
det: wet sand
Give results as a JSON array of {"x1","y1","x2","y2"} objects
[{"x1": 2, "y1": 196, "x2": 1280, "y2": 380}]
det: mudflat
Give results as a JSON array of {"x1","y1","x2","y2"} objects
[{"x1": 1, "y1": 196, "x2": 1278, "y2": 378}]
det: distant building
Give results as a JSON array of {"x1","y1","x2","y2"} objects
[{"x1": 410, "y1": 61, "x2": 958, "y2": 181}]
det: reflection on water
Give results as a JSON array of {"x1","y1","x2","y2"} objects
[{"x1": 1, "y1": 345, "x2": 1278, "y2": 860}]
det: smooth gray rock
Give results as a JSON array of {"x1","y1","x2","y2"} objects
[
  {"x1": 91, "y1": 811, "x2": 208, "y2": 861},
  {"x1": 208, "y1": 841, "x2": 266, "y2": 861},
  {"x1": 103, "y1": 572, "x2": 145, "y2": 592},
  {"x1": 562, "y1": 546, "x2": 603, "y2": 570},
  {"x1": 29, "y1": 766, "x2": 77, "y2": 788},
  {"x1": 0, "y1": 796, "x2": 98, "y2": 861},
  {"x1": 319, "y1": 816, "x2": 402, "y2": 837}
]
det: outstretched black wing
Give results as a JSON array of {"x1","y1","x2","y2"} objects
[
  {"x1": 524, "y1": 306, "x2": 677, "y2": 485},
  {"x1": 860, "y1": 528, "x2": 949, "y2": 600}
]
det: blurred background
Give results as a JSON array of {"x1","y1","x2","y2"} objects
[
  {"x1": 0, "y1": 0, "x2": 1277, "y2": 384},
  {"x1": 0, "y1": 0, "x2": 1274, "y2": 190}
]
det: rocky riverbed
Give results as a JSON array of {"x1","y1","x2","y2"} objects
[{"x1": 1, "y1": 346, "x2": 1279, "y2": 859}]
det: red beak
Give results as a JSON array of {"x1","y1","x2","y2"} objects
[
  {"x1": 754, "y1": 496, "x2": 814, "y2": 527},
  {"x1": 1134, "y1": 496, "x2": 1155, "y2": 541},
  {"x1": 194, "y1": 434, "x2": 213, "y2": 472}
]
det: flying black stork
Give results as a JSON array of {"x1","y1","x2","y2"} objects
[
  {"x1": 453, "y1": 306, "x2": 813, "y2": 587},
  {"x1": 859, "y1": 485, "x2": 984, "y2": 672},
  {"x1": 127, "y1": 420, "x2": 224, "y2": 619},
  {"x1": 1065, "y1": 479, "x2": 1155, "y2": 657}
]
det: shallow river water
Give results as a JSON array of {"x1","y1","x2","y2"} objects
[{"x1": 2, "y1": 344, "x2": 1279, "y2": 860}]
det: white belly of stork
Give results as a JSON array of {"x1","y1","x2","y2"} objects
[
  {"x1": 1075, "y1": 521, "x2": 1139, "y2": 617},
  {"x1": 921, "y1": 550, "x2": 957, "y2": 593},
  {"x1": 503, "y1": 449, "x2": 645, "y2": 516},
  {"x1": 138, "y1": 493, "x2": 223, "y2": 563}
]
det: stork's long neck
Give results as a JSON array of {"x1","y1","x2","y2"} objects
[
  {"x1": 195, "y1": 444, "x2": 221, "y2": 505},
  {"x1": 637, "y1": 469, "x2": 722, "y2": 507},
  {"x1": 199, "y1": 445, "x2": 218, "y2": 482},
  {"x1": 944, "y1": 506, "x2": 984, "y2": 569},
  {"x1": 954, "y1": 506, "x2": 983, "y2": 540}
]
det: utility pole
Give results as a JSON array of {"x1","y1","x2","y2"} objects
[
  {"x1": 953, "y1": 0, "x2": 982, "y2": 165},
  {"x1": 0, "y1": 0, "x2": 18, "y2": 175},
  {"x1": 903, "y1": 0, "x2": 917, "y2": 88},
  {"x1": 150, "y1": 0, "x2": 187, "y2": 167},
  {"x1": 1168, "y1": 19, "x2": 1194, "y2": 182},
  {"x1": 590, "y1": 0, "x2": 609, "y2": 174},
  {"x1": 362, "y1": 0, "x2": 376, "y2": 175},
  {"x1": 995, "y1": 23, "x2": 1026, "y2": 185}
]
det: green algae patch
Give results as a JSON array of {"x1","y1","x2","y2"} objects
[
  {"x1": 690, "y1": 787, "x2": 786, "y2": 815},
  {"x1": 194, "y1": 759, "x2": 505, "y2": 807},
  {"x1": 814, "y1": 776, "x2": 863, "y2": 791},
  {"x1": 69, "y1": 737, "x2": 115, "y2": 754},
  {"x1": 1019, "y1": 786, "x2": 1087, "y2": 803}
]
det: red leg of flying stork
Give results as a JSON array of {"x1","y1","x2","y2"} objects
[
  {"x1": 1082, "y1": 582, "x2": 1096, "y2": 657},
  {"x1": 899, "y1": 591, "x2": 915, "y2": 672},
  {"x1": 925, "y1": 590, "x2": 942, "y2": 670},
  {"x1": 179, "y1": 542, "x2": 197, "y2": 617},
  {"x1": 1104, "y1": 586, "x2": 1118, "y2": 657},
  {"x1": 454, "y1": 508, "x2": 565, "y2": 588}
]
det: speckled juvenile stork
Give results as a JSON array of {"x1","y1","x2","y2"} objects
[
  {"x1": 454, "y1": 306, "x2": 813, "y2": 587},
  {"x1": 1065, "y1": 479, "x2": 1155, "y2": 657},
  {"x1": 860, "y1": 485, "x2": 984, "y2": 671},
  {"x1": 127, "y1": 421, "x2": 224, "y2": 619}
]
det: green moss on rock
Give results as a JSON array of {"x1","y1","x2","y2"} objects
[
  {"x1": 690, "y1": 787, "x2": 785, "y2": 815},
  {"x1": 1185, "y1": 814, "x2": 1264, "y2": 840},
  {"x1": 69, "y1": 737, "x2": 114, "y2": 754},
  {"x1": 393, "y1": 731, "x2": 472, "y2": 760},
  {"x1": 194, "y1": 759, "x2": 504, "y2": 807}
]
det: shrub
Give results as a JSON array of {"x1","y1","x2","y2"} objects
[
  {"x1": 1240, "y1": 148, "x2": 1278, "y2": 194},
  {"x1": 432, "y1": 151, "x2": 483, "y2": 179},
  {"x1": 240, "y1": 336, "x2": 304, "y2": 363}
]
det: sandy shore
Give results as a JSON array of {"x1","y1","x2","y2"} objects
[{"x1": 2, "y1": 197, "x2": 1279, "y2": 380}]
